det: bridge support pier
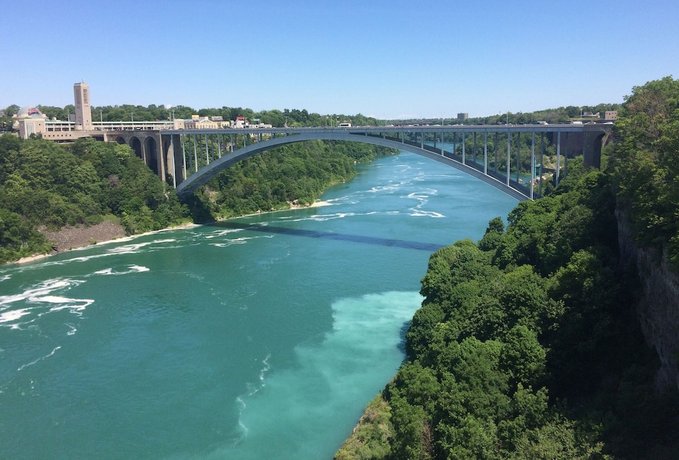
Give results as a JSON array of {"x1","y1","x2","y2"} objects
[
  {"x1": 540, "y1": 133, "x2": 545, "y2": 196},
  {"x1": 164, "y1": 134, "x2": 184, "y2": 187},
  {"x1": 506, "y1": 132, "x2": 511, "y2": 187},
  {"x1": 515, "y1": 133, "x2": 520, "y2": 185},
  {"x1": 181, "y1": 135, "x2": 187, "y2": 182},
  {"x1": 193, "y1": 137, "x2": 199, "y2": 173},
  {"x1": 530, "y1": 132, "x2": 535, "y2": 199},
  {"x1": 483, "y1": 132, "x2": 488, "y2": 175},
  {"x1": 583, "y1": 130, "x2": 608, "y2": 168},
  {"x1": 556, "y1": 132, "x2": 561, "y2": 185},
  {"x1": 462, "y1": 132, "x2": 466, "y2": 164}
]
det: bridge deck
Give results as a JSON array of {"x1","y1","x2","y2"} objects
[{"x1": 161, "y1": 123, "x2": 609, "y2": 136}]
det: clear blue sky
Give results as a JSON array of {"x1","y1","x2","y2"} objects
[{"x1": 2, "y1": 0, "x2": 678, "y2": 118}]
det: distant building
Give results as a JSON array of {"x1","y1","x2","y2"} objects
[
  {"x1": 19, "y1": 117, "x2": 46, "y2": 138},
  {"x1": 604, "y1": 111, "x2": 618, "y2": 121},
  {"x1": 15, "y1": 82, "x2": 176, "y2": 140},
  {"x1": 173, "y1": 117, "x2": 230, "y2": 129},
  {"x1": 457, "y1": 113, "x2": 468, "y2": 121},
  {"x1": 14, "y1": 106, "x2": 48, "y2": 138},
  {"x1": 233, "y1": 115, "x2": 247, "y2": 128},
  {"x1": 184, "y1": 117, "x2": 219, "y2": 129},
  {"x1": 73, "y1": 82, "x2": 93, "y2": 130}
]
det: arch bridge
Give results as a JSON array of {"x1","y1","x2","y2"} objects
[{"x1": 155, "y1": 124, "x2": 610, "y2": 201}]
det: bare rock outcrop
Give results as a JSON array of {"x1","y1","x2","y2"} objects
[
  {"x1": 617, "y1": 209, "x2": 679, "y2": 391},
  {"x1": 41, "y1": 221, "x2": 127, "y2": 252}
]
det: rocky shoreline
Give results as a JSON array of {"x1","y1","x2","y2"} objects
[
  {"x1": 13, "y1": 221, "x2": 129, "y2": 265},
  {"x1": 14, "y1": 201, "x2": 332, "y2": 265},
  {"x1": 42, "y1": 221, "x2": 127, "y2": 253}
]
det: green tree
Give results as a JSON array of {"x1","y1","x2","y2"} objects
[
  {"x1": 0, "y1": 208, "x2": 51, "y2": 263},
  {"x1": 610, "y1": 76, "x2": 679, "y2": 267},
  {"x1": 499, "y1": 325, "x2": 546, "y2": 388},
  {"x1": 478, "y1": 216, "x2": 505, "y2": 251}
]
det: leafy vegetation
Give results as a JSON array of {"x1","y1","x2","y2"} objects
[
  {"x1": 203, "y1": 141, "x2": 392, "y2": 218},
  {"x1": 335, "y1": 395, "x2": 395, "y2": 460},
  {"x1": 609, "y1": 76, "x2": 679, "y2": 268},
  {"x1": 0, "y1": 135, "x2": 189, "y2": 263},
  {"x1": 338, "y1": 77, "x2": 679, "y2": 459}
]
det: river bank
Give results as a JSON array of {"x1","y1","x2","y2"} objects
[
  {"x1": 11, "y1": 201, "x2": 332, "y2": 266},
  {"x1": 13, "y1": 221, "x2": 196, "y2": 265}
]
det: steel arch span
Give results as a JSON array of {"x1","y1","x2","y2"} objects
[{"x1": 174, "y1": 131, "x2": 530, "y2": 201}]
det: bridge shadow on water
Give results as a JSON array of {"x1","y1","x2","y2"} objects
[{"x1": 208, "y1": 221, "x2": 445, "y2": 252}]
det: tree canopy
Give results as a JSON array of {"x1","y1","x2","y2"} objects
[{"x1": 0, "y1": 136, "x2": 189, "y2": 263}]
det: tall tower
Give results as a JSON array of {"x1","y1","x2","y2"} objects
[{"x1": 73, "y1": 82, "x2": 93, "y2": 130}]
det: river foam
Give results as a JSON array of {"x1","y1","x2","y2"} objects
[
  {"x1": 93, "y1": 265, "x2": 150, "y2": 276},
  {"x1": 0, "y1": 278, "x2": 93, "y2": 331},
  {"x1": 16, "y1": 346, "x2": 61, "y2": 372}
]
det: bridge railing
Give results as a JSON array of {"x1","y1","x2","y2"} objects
[{"x1": 360, "y1": 129, "x2": 562, "y2": 199}]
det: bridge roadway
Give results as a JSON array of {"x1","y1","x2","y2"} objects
[{"x1": 161, "y1": 124, "x2": 611, "y2": 201}]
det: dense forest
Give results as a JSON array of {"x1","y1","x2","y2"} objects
[
  {"x1": 608, "y1": 77, "x2": 679, "y2": 269},
  {"x1": 201, "y1": 141, "x2": 393, "y2": 218},
  {"x1": 337, "y1": 78, "x2": 679, "y2": 459},
  {"x1": 0, "y1": 136, "x2": 189, "y2": 263},
  {"x1": 0, "y1": 134, "x2": 390, "y2": 264}
]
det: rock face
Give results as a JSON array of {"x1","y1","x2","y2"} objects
[
  {"x1": 41, "y1": 221, "x2": 127, "y2": 252},
  {"x1": 617, "y1": 209, "x2": 679, "y2": 392}
]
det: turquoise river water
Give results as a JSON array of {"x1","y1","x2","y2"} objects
[{"x1": 0, "y1": 152, "x2": 516, "y2": 459}]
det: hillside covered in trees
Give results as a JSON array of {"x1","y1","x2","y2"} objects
[
  {"x1": 337, "y1": 78, "x2": 679, "y2": 459},
  {"x1": 198, "y1": 141, "x2": 393, "y2": 218},
  {"x1": 0, "y1": 134, "x2": 391, "y2": 264},
  {"x1": 0, "y1": 136, "x2": 189, "y2": 263}
]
